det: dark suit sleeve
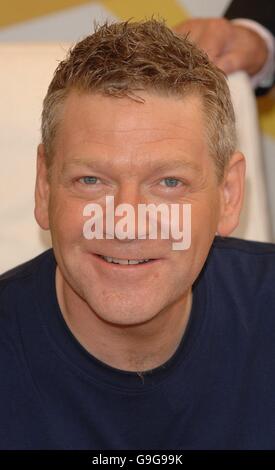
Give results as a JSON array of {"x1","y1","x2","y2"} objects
[
  {"x1": 224, "y1": 0, "x2": 275, "y2": 36},
  {"x1": 224, "y1": 0, "x2": 275, "y2": 95}
]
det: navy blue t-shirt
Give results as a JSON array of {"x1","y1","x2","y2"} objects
[{"x1": 1, "y1": 236, "x2": 275, "y2": 450}]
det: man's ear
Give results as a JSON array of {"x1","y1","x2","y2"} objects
[
  {"x1": 217, "y1": 152, "x2": 246, "y2": 237},
  {"x1": 34, "y1": 144, "x2": 50, "y2": 230}
]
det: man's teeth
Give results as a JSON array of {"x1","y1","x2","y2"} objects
[{"x1": 101, "y1": 256, "x2": 150, "y2": 265}]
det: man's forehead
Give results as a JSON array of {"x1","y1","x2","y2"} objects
[
  {"x1": 55, "y1": 90, "x2": 211, "y2": 176},
  {"x1": 58, "y1": 91, "x2": 207, "y2": 151},
  {"x1": 61, "y1": 89, "x2": 205, "y2": 129}
]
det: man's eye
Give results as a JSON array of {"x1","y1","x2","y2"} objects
[
  {"x1": 79, "y1": 176, "x2": 100, "y2": 185},
  {"x1": 160, "y1": 177, "x2": 182, "y2": 188}
]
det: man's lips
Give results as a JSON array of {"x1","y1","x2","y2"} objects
[
  {"x1": 92, "y1": 250, "x2": 163, "y2": 261},
  {"x1": 89, "y1": 252, "x2": 162, "y2": 269}
]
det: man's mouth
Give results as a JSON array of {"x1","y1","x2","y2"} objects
[
  {"x1": 90, "y1": 252, "x2": 162, "y2": 274},
  {"x1": 98, "y1": 255, "x2": 152, "y2": 265}
]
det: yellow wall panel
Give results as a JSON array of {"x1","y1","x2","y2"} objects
[
  {"x1": 1, "y1": 0, "x2": 189, "y2": 29},
  {"x1": 101, "y1": 0, "x2": 189, "y2": 27},
  {"x1": 0, "y1": 0, "x2": 91, "y2": 28},
  {"x1": 258, "y1": 96, "x2": 275, "y2": 139}
]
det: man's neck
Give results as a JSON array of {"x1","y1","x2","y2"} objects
[{"x1": 55, "y1": 266, "x2": 193, "y2": 373}]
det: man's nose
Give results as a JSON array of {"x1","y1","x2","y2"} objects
[
  {"x1": 107, "y1": 182, "x2": 146, "y2": 241},
  {"x1": 115, "y1": 182, "x2": 142, "y2": 208}
]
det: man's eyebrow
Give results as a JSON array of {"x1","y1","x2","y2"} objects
[
  {"x1": 149, "y1": 159, "x2": 202, "y2": 173},
  {"x1": 62, "y1": 157, "x2": 202, "y2": 173},
  {"x1": 62, "y1": 158, "x2": 105, "y2": 171}
]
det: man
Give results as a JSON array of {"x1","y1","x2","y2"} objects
[
  {"x1": 0, "y1": 19, "x2": 275, "y2": 450},
  {"x1": 174, "y1": 0, "x2": 275, "y2": 94}
]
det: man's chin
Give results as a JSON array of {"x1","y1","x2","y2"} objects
[{"x1": 85, "y1": 297, "x2": 162, "y2": 328}]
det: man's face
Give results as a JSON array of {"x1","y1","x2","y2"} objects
[{"x1": 37, "y1": 91, "x2": 224, "y2": 325}]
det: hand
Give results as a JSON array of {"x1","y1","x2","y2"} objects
[{"x1": 173, "y1": 18, "x2": 268, "y2": 76}]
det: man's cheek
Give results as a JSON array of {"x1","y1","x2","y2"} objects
[{"x1": 50, "y1": 205, "x2": 84, "y2": 241}]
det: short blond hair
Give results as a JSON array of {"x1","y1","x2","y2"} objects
[{"x1": 41, "y1": 19, "x2": 236, "y2": 180}]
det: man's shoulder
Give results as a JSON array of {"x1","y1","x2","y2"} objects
[
  {"x1": 0, "y1": 250, "x2": 55, "y2": 376},
  {"x1": 207, "y1": 236, "x2": 275, "y2": 307},
  {"x1": 212, "y1": 235, "x2": 275, "y2": 256},
  {"x1": 0, "y1": 249, "x2": 54, "y2": 302},
  {"x1": 210, "y1": 236, "x2": 275, "y2": 275}
]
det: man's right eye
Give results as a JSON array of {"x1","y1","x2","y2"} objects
[{"x1": 79, "y1": 176, "x2": 100, "y2": 185}]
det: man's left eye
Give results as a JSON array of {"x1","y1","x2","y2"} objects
[
  {"x1": 79, "y1": 176, "x2": 100, "y2": 185},
  {"x1": 160, "y1": 177, "x2": 182, "y2": 188}
]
